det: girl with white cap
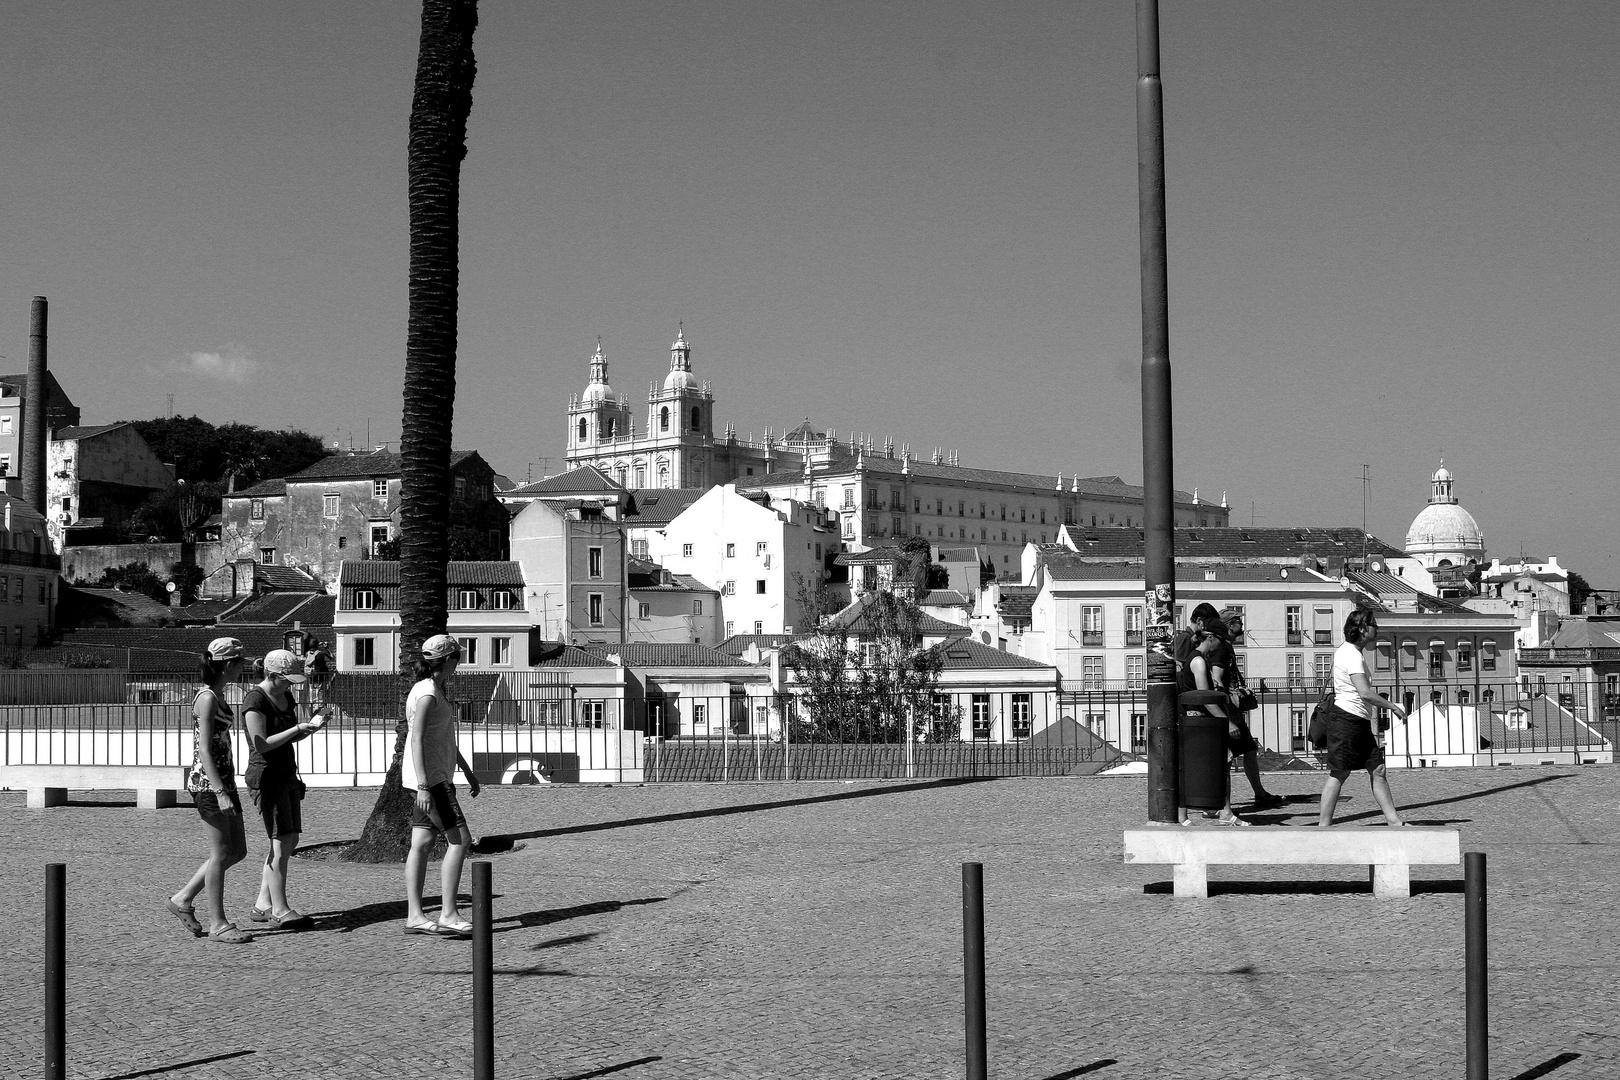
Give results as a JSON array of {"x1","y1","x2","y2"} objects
[
  {"x1": 402, "y1": 633, "x2": 482, "y2": 937},
  {"x1": 169, "y1": 637, "x2": 253, "y2": 943}
]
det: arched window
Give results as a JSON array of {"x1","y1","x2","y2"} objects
[
  {"x1": 659, "y1": 406, "x2": 670, "y2": 432},
  {"x1": 657, "y1": 461, "x2": 669, "y2": 487},
  {"x1": 577, "y1": 418, "x2": 587, "y2": 443},
  {"x1": 605, "y1": 418, "x2": 617, "y2": 439},
  {"x1": 691, "y1": 406, "x2": 701, "y2": 431}
]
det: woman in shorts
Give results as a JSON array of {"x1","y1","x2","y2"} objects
[
  {"x1": 242, "y1": 649, "x2": 327, "y2": 929},
  {"x1": 169, "y1": 637, "x2": 253, "y2": 944},
  {"x1": 1318, "y1": 608, "x2": 1409, "y2": 826},
  {"x1": 403, "y1": 634, "x2": 482, "y2": 937}
]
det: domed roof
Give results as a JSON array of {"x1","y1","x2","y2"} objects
[
  {"x1": 1405, "y1": 502, "x2": 1484, "y2": 556},
  {"x1": 1432, "y1": 464, "x2": 1453, "y2": 484},
  {"x1": 581, "y1": 339, "x2": 613, "y2": 402},
  {"x1": 581, "y1": 379, "x2": 615, "y2": 403},
  {"x1": 663, "y1": 325, "x2": 696, "y2": 390},
  {"x1": 663, "y1": 367, "x2": 698, "y2": 391}
]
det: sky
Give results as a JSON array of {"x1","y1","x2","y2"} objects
[{"x1": 3, "y1": 2, "x2": 1617, "y2": 581}]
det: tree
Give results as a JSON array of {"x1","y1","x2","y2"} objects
[
  {"x1": 792, "y1": 569, "x2": 842, "y2": 630},
  {"x1": 350, "y1": 0, "x2": 479, "y2": 864},
  {"x1": 1568, "y1": 570, "x2": 1594, "y2": 612},
  {"x1": 899, "y1": 535, "x2": 950, "y2": 590},
  {"x1": 785, "y1": 591, "x2": 945, "y2": 744},
  {"x1": 133, "y1": 417, "x2": 328, "y2": 490}
]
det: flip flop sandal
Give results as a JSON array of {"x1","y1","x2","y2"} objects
[
  {"x1": 167, "y1": 900, "x2": 205, "y2": 938},
  {"x1": 207, "y1": 922, "x2": 254, "y2": 945},
  {"x1": 1214, "y1": 815, "x2": 1253, "y2": 827},
  {"x1": 403, "y1": 921, "x2": 452, "y2": 936},
  {"x1": 435, "y1": 919, "x2": 474, "y2": 938},
  {"x1": 247, "y1": 907, "x2": 273, "y2": 923}
]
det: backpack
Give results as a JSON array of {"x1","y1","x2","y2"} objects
[{"x1": 1307, "y1": 687, "x2": 1333, "y2": 749}]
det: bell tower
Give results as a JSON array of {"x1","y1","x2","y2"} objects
[
  {"x1": 644, "y1": 327, "x2": 713, "y2": 487},
  {"x1": 565, "y1": 339, "x2": 633, "y2": 472}
]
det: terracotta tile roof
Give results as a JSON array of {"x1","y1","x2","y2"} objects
[
  {"x1": 1478, "y1": 698, "x2": 1614, "y2": 752},
  {"x1": 1545, "y1": 619, "x2": 1620, "y2": 650},
  {"x1": 997, "y1": 586, "x2": 1037, "y2": 622},
  {"x1": 527, "y1": 642, "x2": 615, "y2": 668},
  {"x1": 218, "y1": 593, "x2": 335, "y2": 627},
  {"x1": 932, "y1": 638, "x2": 1054, "y2": 670},
  {"x1": 1042, "y1": 559, "x2": 1337, "y2": 583},
  {"x1": 53, "y1": 423, "x2": 128, "y2": 441},
  {"x1": 622, "y1": 488, "x2": 706, "y2": 526},
  {"x1": 589, "y1": 643, "x2": 756, "y2": 668},
  {"x1": 337, "y1": 561, "x2": 525, "y2": 587},
  {"x1": 834, "y1": 546, "x2": 907, "y2": 566},
  {"x1": 744, "y1": 457, "x2": 1201, "y2": 504},
  {"x1": 288, "y1": 449, "x2": 481, "y2": 482},
  {"x1": 1046, "y1": 527, "x2": 1403, "y2": 561},
  {"x1": 917, "y1": 590, "x2": 971, "y2": 607},
  {"x1": 823, "y1": 593, "x2": 970, "y2": 637},
  {"x1": 507, "y1": 466, "x2": 622, "y2": 496},
  {"x1": 253, "y1": 564, "x2": 319, "y2": 591},
  {"x1": 232, "y1": 479, "x2": 286, "y2": 498},
  {"x1": 716, "y1": 634, "x2": 794, "y2": 656}
]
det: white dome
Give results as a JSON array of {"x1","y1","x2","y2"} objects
[
  {"x1": 581, "y1": 380, "x2": 615, "y2": 403},
  {"x1": 1432, "y1": 464, "x2": 1453, "y2": 483},
  {"x1": 1406, "y1": 502, "x2": 1484, "y2": 559},
  {"x1": 663, "y1": 367, "x2": 698, "y2": 391}
]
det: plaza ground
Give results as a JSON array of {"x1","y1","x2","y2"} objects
[{"x1": 2, "y1": 767, "x2": 1616, "y2": 1080}]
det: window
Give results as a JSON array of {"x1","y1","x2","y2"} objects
[
  {"x1": 1010, "y1": 694, "x2": 1032, "y2": 738},
  {"x1": 725, "y1": 543, "x2": 735, "y2": 558},
  {"x1": 458, "y1": 589, "x2": 480, "y2": 609},
  {"x1": 914, "y1": 497, "x2": 921, "y2": 512},
  {"x1": 318, "y1": 493, "x2": 338, "y2": 518},
  {"x1": 637, "y1": 602, "x2": 650, "y2": 620},
  {"x1": 578, "y1": 418, "x2": 589, "y2": 442},
  {"x1": 1313, "y1": 607, "x2": 1333, "y2": 646},
  {"x1": 588, "y1": 547, "x2": 603, "y2": 577},
  {"x1": 11, "y1": 578, "x2": 19, "y2": 605},
  {"x1": 693, "y1": 702, "x2": 707, "y2": 731},
  {"x1": 0, "y1": 575, "x2": 6, "y2": 604},
  {"x1": 755, "y1": 580, "x2": 766, "y2": 594},
  {"x1": 1081, "y1": 605, "x2": 1103, "y2": 646},
  {"x1": 682, "y1": 543, "x2": 693, "y2": 557},
  {"x1": 490, "y1": 637, "x2": 511, "y2": 666},
  {"x1": 490, "y1": 590, "x2": 515, "y2": 610},
  {"x1": 722, "y1": 580, "x2": 735, "y2": 596},
  {"x1": 250, "y1": 499, "x2": 265, "y2": 520},
  {"x1": 588, "y1": 594, "x2": 603, "y2": 625},
  {"x1": 372, "y1": 479, "x2": 388, "y2": 499},
  {"x1": 604, "y1": 417, "x2": 617, "y2": 439},
  {"x1": 1428, "y1": 643, "x2": 1445, "y2": 681},
  {"x1": 1082, "y1": 656, "x2": 1104, "y2": 690},
  {"x1": 352, "y1": 637, "x2": 375, "y2": 667},
  {"x1": 579, "y1": 701, "x2": 605, "y2": 729},
  {"x1": 958, "y1": 501, "x2": 965, "y2": 517},
  {"x1": 1400, "y1": 640, "x2": 1418, "y2": 671},
  {"x1": 1130, "y1": 712, "x2": 1147, "y2": 752},
  {"x1": 0, "y1": 417, "x2": 8, "y2": 434},
  {"x1": 61, "y1": 496, "x2": 71, "y2": 513},
  {"x1": 353, "y1": 589, "x2": 377, "y2": 610},
  {"x1": 693, "y1": 599, "x2": 703, "y2": 615},
  {"x1": 842, "y1": 517, "x2": 854, "y2": 538},
  {"x1": 635, "y1": 464, "x2": 646, "y2": 487},
  {"x1": 1290, "y1": 707, "x2": 1307, "y2": 751},
  {"x1": 1458, "y1": 641, "x2": 1473, "y2": 671},
  {"x1": 659, "y1": 407, "x2": 670, "y2": 431},
  {"x1": 1481, "y1": 641, "x2": 1497, "y2": 671},
  {"x1": 1125, "y1": 605, "x2": 1144, "y2": 646},
  {"x1": 724, "y1": 621, "x2": 734, "y2": 638},
  {"x1": 260, "y1": 547, "x2": 276, "y2": 565},
  {"x1": 691, "y1": 406, "x2": 701, "y2": 430},
  {"x1": 842, "y1": 487, "x2": 854, "y2": 509},
  {"x1": 1375, "y1": 640, "x2": 1392, "y2": 671},
  {"x1": 39, "y1": 579, "x2": 47, "y2": 604},
  {"x1": 753, "y1": 620, "x2": 764, "y2": 634},
  {"x1": 1287, "y1": 654, "x2": 1303, "y2": 687},
  {"x1": 370, "y1": 523, "x2": 390, "y2": 555},
  {"x1": 1125, "y1": 654, "x2": 1144, "y2": 689},
  {"x1": 1286, "y1": 605, "x2": 1302, "y2": 645},
  {"x1": 337, "y1": 536, "x2": 347, "y2": 549},
  {"x1": 866, "y1": 489, "x2": 877, "y2": 509},
  {"x1": 971, "y1": 695, "x2": 992, "y2": 739},
  {"x1": 456, "y1": 637, "x2": 478, "y2": 665},
  {"x1": 1314, "y1": 653, "x2": 1333, "y2": 688},
  {"x1": 893, "y1": 517, "x2": 902, "y2": 536}
]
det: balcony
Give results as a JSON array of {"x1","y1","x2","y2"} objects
[
  {"x1": 1124, "y1": 630, "x2": 1143, "y2": 647},
  {"x1": 1313, "y1": 631, "x2": 1333, "y2": 646},
  {"x1": 1286, "y1": 631, "x2": 1303, "y2": 646},
  {"x1": 1081, "y1": 632, "x2": 1104, "y2": 647}
]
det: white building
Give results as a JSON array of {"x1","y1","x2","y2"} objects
[
  {"x1": 647, "y1": 484, "x2": 840, "y2": 638},
  {"x1": 331, "y1": 561, "x2": 534, "y2": 674}
]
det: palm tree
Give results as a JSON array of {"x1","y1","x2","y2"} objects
[{"x1": 349, "y1": 0, "x2": 479, "y2": 863}]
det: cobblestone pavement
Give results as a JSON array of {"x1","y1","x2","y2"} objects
[{"x1": 2, "y1": 766, "x2": 1616, "y2": 1080}]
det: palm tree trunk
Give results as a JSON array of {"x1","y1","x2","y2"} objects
[{"x1": 349, "y1": 0, "x2": 479, "y2": 863}]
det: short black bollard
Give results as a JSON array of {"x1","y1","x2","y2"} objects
[
  {"x1": 473, "y1": 861, "x2": 493, "y2": 1080},
  {"x1": 1465, "y1": 851, "x2": 1488, "y2": 1080},
  {"x1": 45, "y1": 863, "x2": 65, "y2": 1080},
  {"x1": 962, "y1": 862, "x2": 987, "y2": 1080}
]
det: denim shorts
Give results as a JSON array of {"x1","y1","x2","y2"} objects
[
  {"x1": 194, "y1": 790, "x2": 248, "y2": 850},
  {"x1": 410, "y1": 781, "x2": 466, "y2": 834},
  {"x1": 249, "y1": 782, "x2": 304, "y2": 840}
]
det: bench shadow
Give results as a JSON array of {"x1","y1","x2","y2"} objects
[
  {"x1": 97, "y1": 1050, "x2": 255, "y2": 1079},
  {"x1": 1038, "y1": 1061, "x2": 1119, "y2": 1079},
  {"x1": 476, "y1": 775, "x2": 997, "y2": 850},
  {"x1": 1145, "y1": 879, "x2": 1463, "y2": 896},
  {"x1": 1509, "y1": 1052, "x2": 1581, "y2": 1080}
]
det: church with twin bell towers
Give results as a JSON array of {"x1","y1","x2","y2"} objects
[{"x1": 564, "y1": 329, "x2": 802, "y2": 488}]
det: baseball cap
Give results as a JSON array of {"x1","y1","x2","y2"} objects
[
  {"x1": 206, "y1": 637, "x2": 245, "y2": 661},
  {"x1": 262, "y1": 649, "x2": 307, "y2": 684},
  {"x1": 422, "y1": 634, "x2": 462, "y2": 661}
]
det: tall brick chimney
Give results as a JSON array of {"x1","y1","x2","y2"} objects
[{"x1": 20, "y1": 296, "x2": 48, "y2": 513}]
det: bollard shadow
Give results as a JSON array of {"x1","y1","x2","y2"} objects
[
  {"x1": 1509, "y1": 1052, "x2": 1581, "y2": 1080},
  {"x1": 1038, "y1": 1061, "x2": 1119, "y2": 1079},
  {"x1": 530, "y1": 931, "x2": 600, "y2": 950},
  {"x1": 549, "y1": 1057, "x2": 663, "y2": 1080},
  {"x1": 97, "y1": 1050, "x2": 256, "y2": 1079},
  {"x1": 476, "y1": 775, "x2": 997, "y2": 851},
  {"x1": 1335, "y1": 773, "x2": 1573, "y2": 824},
  {"x1": 494, "y1": 896, "x2": 667, "y2": 935},
  {"x1": 1145, "y1": 879, "x2": 1463, "y2": 896}
]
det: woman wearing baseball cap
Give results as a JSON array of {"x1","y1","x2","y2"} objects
[
  {"x1": 402, "y1": 633, "x2": 482, "y2": 937},
  {"x1": 242, "y1": 649, "x2": 327, "y2": 929},
  {"x1": 169, "y1": 638, "x2": 253, "y2": 943}
]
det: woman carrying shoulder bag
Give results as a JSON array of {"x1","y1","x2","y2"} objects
[
  {"x1": 1318, "y1": 608, "x2": 1409, "y2": 827},
  {"x1": 242, "y1": 649, "x2": 327, "y2": 928}
]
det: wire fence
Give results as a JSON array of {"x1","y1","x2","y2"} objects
[{"x1": 2, "y1": 673, "x2": 1615, "y2": 784}]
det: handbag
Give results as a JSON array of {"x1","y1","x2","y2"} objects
[{"x1": 1306, "y1": 688, "x2": 1333, "y2": 749}]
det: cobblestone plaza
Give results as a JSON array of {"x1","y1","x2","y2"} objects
[{"x1": 3, "y1": 768, "x2": 1616, "y2": 1080}]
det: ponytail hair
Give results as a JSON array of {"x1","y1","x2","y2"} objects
[
  {"x1": 412, "y1": 655, "x2": 448, "y2": 684},
  {"x1": 198, "y1": 654, "x2": 234, "y2": 685},
  {"x1": 249, "y1": 656, "x2": 267, "y2": 681}
]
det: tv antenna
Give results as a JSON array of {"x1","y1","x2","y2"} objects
[{"x1": 1360, "y1": 464, "x2": 1372, "y2": 566}]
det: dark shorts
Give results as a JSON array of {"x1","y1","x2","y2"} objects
[
  {"x1": 1322, "y1": 706, "x2": 1386, "y2": 772},
  {"x1": 1227, "y1": 711, "x2": 1260, "y2": 757},
  {"x1": 410, "y1": 781, "x2": 467, "y2": 834},
  {"x1": 249, "y1": 782, "x2": 304, "y2": 840},
  {"x1": 194, "y1": 790, "x2": 248, "y2": 851}
]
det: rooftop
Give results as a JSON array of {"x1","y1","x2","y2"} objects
[
  {"x1": 287, "y1": 449, "x2": 481, "y2": 483},
  {"x1": 338, "y1": 561, "x2": 525, "y2": 587},
  {"x1": 1046, "y1": 527, "x2": 1404, "y2": 562},
  {"x1": 589, "y1": 643, "x2": 756, "y2": 668}
]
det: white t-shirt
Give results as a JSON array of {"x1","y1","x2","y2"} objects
[
  {"x1": 402, "y1": 678, "x2": 457, "y2": 789},
  {"x1": 1331, "y1": 641, "x2": 1372, "y2": 719}
]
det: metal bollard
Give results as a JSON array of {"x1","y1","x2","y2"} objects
[
  {"x1": 962, "y1": 862, "x2": 986, "y2": 1080},
  {"x1": 1465, "y1": 852, "x2": 1488, "y2": 1080},
  {"x1": 473, "y1": 861, "x2": 493, "y2": 1080},
  {"x1": 45, "y1": 863, "x2": 65, "y2": 1080}
]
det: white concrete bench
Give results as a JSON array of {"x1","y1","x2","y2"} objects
[
  {"x1": 1123, "y1": 826, "x2": 1462, "y2": 898},
  {"x1": 0, "y1": 765, "x2": 190, "y2": 809}
]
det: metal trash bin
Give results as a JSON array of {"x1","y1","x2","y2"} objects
[{"x1": 1178, "y1": 690, "x2": 1230, "y2": 811}]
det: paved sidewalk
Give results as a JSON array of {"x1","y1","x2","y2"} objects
[{"x1": 2, "y1": 766, "x2": 1616, "y2": 1080}]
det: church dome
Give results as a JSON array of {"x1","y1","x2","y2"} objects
[
  {"x1": 663, "y1": 326, "x2": 696, "y2": 390},
  {"x1": 581, "y1": 340, "x2": 614, "y2": 402},
  {"x1": 1405, "y1": 461, "x2": 1484, "y2": 567},
  {"x1": 663, "y1": 366, "x2": 698, "y2": 391}
]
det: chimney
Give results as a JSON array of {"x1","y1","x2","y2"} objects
[{"x1": 21, "y1": 297, "x2": 48, "y2": 513}]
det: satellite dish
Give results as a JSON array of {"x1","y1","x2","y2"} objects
[
  {"x1": 1339, "y1": 576, "x2": 1351, "y2": 588},
  {"x1": 165, "y1": 581, "x2": 177, "y2": 593}
]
